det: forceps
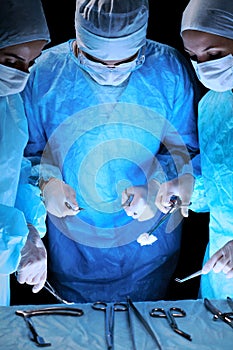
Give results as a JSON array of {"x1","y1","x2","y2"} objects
[
  {"x1": 174, "y1": 269, "x2": 203, "y2": 283},
  {"x1": 92, "y1": 301, "x2": 128, "y2": 349},
  {"x1": 150, "y1": 307, "x2": 192, "y2": 341},
  {"x1": 43, "y1": 280, "x2": 74, "y2": 305},
  {"x1": 127, "y1": 297, "x2": 162, "y2": 350},
  {"x1": 145, "y1": 195, "x2": 182, "y2": 236}
]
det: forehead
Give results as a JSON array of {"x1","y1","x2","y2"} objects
[
  {"x1": 0, "y1": 40, "x2": 46, "y2": 60},
  {"x1": 182, "y1": 30, "x2": 232, "y2": 51}
]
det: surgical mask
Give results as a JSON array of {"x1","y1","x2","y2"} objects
[
  {"x1": 76, "y1": 48, "x2": 145, "y2": 86},
  {"x1": 0, "y1": 64, "x2": 30, "y2": 96},
  {"x1": 191, "y1": 54, "x2": 233, "y2": 92}
]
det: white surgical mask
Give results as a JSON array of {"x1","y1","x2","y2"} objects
[
  {"x1": 191, "y1": 54, "x2": 233, "y2": 92},
  {"x1": 76, "y1": 49, "x2": 145, "y2": 86},
  {"x1": 0, "y1": 64, "x2": 30, "y2": 97}
]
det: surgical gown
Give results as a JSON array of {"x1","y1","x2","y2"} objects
[
  {"x1": 192, "y1": 90, "x2": 233, "y2": 299},
  {"x1": 0, "y1": 94, "x2": 46, "y2": 306},
  {"x1": 22, "y1": 39, "x2": 200, "y2": 302}
]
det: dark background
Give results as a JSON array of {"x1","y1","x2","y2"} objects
[
  {"x1": 41, "y1": 1, "x2": 191, "y2": 52},
  {"x1": 10, "y1": 0, "x2": 210, "y2": 305}
]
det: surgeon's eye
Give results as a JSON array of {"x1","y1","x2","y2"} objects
[
  {"x1": 28, "y1": 59, "x2": 36, "y2": 68},
  {"x1": 2, "y1": 58, "x2": 18, "y2": 68},
  {"x1": 189, "y1": 54, "x2": 198, "y2": 62},
  {"x1": 207, "y1": 52, "x2": 223, "y2": 60}
]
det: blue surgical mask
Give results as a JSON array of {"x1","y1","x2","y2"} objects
[
  {"x1": 0, "y1": 64, "x2": 29, "y2": 97},
  {"x1": 191, "y1": 54, "x2": 233, "y2": 92},
  {"x1": 76, "y1": 48, "x2": 145, "y2": 86}
]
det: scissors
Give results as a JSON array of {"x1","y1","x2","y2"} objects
[
  {"x1": 92, "y1": 301, "x2": 127, "y2": 349},
  {"x1": 204, "y1": 298, "x2": 233, "y2": 329},
  {"x1": 150, "y1": 307, "x2": 192, "y2": 341},
  {"x1": 43, "y1": 280, "x2": 75, "y2": 305}
]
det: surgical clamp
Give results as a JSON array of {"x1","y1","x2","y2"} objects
[
  {"x1": 92, "y1": 301, "x2": 128, "y2": 350},
  {"x1": 204, "y1": 298, "x2": 233, "y2": 329},
  {"x1": 16, "y1": 306, "x2": 84, "y2": 347},
  {"x1": 16, "y1": 312, "x2": 51, "y2": 347},
  {"x1": 150, "y1": 306, "x2": 192, "y2": 341}
]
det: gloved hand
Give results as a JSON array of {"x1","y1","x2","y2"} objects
[
  {"x1": 155, "y1": 174, "x2": 194, "y2": 217},
  {"x1": 41, "y1": 178, "x2": 81, "y2": 218},
  {"x1": 202, "y1": 240, "x2": 233, "y2": 278},
  {"x1": 17, "y1": 224, "x2": 47, "y2": 293},
  {"x1": 121, "y1": 179, "x2": 159, "y2": 221}
]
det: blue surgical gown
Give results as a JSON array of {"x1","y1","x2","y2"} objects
[
  {"x1": 22, "y1": 39, "x2": 200, "y2": 302},
  {"x1": 0, "y1": 94, "x2": 46, "y2": 306},
  {"x1": 191, "y1": 90, "x2": 233, "y2": 299}
]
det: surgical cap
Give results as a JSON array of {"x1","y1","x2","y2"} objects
[
  {"x1": 0, "y1": 0, "x2": 50, "y2": 50},
  {"x1": 181, "y1": 0, "x2": 233, "y2": 40},
  {"x1": 75, "y1": 0, "x2": 149, "y2": 60}
]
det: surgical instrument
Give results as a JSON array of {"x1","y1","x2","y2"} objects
[
  {"x1": 127, "y1": 297, "x2": 162, "y2": 350},
  {"x1": 16, "y1": 306, "x2": 84, "y2": 347},
  {"x1": 204, "y1": 298, "x2": 233, "y2": 329},
  {"x1": 227, "y1": 296, "x2": 233, "y2": 311},
  {"x1": 16, "y1": 313, "x2": 51, "y2": 347},
  {"x1": 145, "y1": 195, "x2": 181, "y2": 236},
  {"x1": 174, "y1": 269, "x2": 203, "y2": 283},
  {"x1": 92, "y1": 301, "x2": 128, "y2": 349},
  {"x1": 150, "y1": 307, "x2": 192, "y2": 341},
  {"x1": 15, "y1": 306, "x2": 84, "y2": 318},
  {"x1": 65, "y1": 201, "x2": 84, "y2": 211},
  {"x1": 121, "y1": 194, "x2": 134, "y2": 208},
  {"x1": 43, "y1": 280, "x2": 75, "y2": 305}
]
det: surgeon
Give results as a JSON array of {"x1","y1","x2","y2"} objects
[
  {"x1": 0, "y1": 0, "x2": 50, "y2": 305},
  {"x1": 21, "y1": 0, "x2": 200, "y2": 302},
  {"x1": 181, "y1": 0, "x2": 233, "y2": 299}
]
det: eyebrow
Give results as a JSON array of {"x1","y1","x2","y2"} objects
[
  {"x1": 2, "y1": 51, "x2": 42, "y2": 62},
  {"x1": 2, "y1": 52, "x2": 25, "y2": 61},
  {"x1": 203, "y1": 45, "x2": 218, "y2": 51},
  {"x1": 184, "y1": 44, "x2": 218, "y2": 53}
]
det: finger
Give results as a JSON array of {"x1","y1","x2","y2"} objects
[
  {"x1": 180, "y1": 206, "x2": 189, "y2": 217},
  {"x1": 32, "y1": 272, "x2": 47, "y2": 293},
  {"x1": 212, "y1": 256, "x2": 228, "y2": 273},
  {"x1": 202, "y1": 251, "x2": 222, "y2": 273},
  {"x1": 226, "y1": 269, "x2": 233, "y2": 279},
  {"x1": 17, "y1": 266, "x2": 33, "y2": 284},
  {"x1": 155, "y1": 193, "x2": 169, "y2": 213},
  {"x1": 125, "y1": 205, "x2": 144, "y2": 219},
  {"x1": 19, "y1": 272, "x2": 38, "y2": 285},
  {"x1": 32, "y1": 281, "x2": 45, "y2": 293},
  {"x1": 222, "y1": 264, "x2": 232, "y2": 274},
  {"x1": 179, "y1": 192, "x2": 191, "y2": 218},
  {"x1": 27, "y1": 267, "x2": 46, "y2": 285}
]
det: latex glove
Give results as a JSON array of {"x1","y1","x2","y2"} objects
[
  {"x1": 155, "y1": 174, "x2": 194, "y2": 217},
  {"x1": 42, "y1": 178, "x2": 81, "y2": 218},
  {"x1": 202, "y1": 240, "x2": 233, "y2": 278},
  {"x1": 121, "y1": 179, "x2": 159, "y2": 221},
  {"x1": 17, "y1": 225, "x2": 47, "y2": 293}
]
